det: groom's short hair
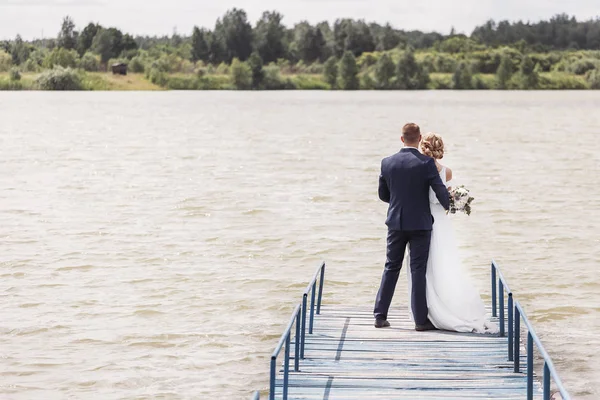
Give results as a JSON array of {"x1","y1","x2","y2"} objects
[{"x1": 402, "y1": 123, "x2": 421, "y2": 144}]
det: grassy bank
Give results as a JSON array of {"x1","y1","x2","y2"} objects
[
  {"x1": 0, "y1": 71, "x2": 162, "y2": 90},
  {"x1": 0, "y1": 63, "x2": 595, "y2": 91}
]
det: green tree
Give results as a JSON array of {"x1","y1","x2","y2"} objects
[
  {"x1": 214, "y1": 8, "x2": 253, "y2": 63},
  {"x1": 0, "y1": 50, "x2": 12, "y2": 72},
  {"x1": 333, "y1": 19, "x2": 375, "y2": 57},
  {"x1": 77, "y1": 23, "x2": 101, "y2": 55},
  {"x1": 262, "y1": 65, "x2": 288, "y2": 89},
  {"x1": 452, "y1": 61, "x2": 473, "y2": 89},
  {"x1": 586, "y1": 69, "x2": 600, "y2": 89},
  {"x1": 129, "y1": 56, "x2": 146, "y2": 73},
  {"x1": 316, "y1": 21, "x2": 334, "y2": 60},
  {"x1": 121, "y1": 34, "x2": 138, "y2": 53},
  {"x1": 108, "y1": 28, "x2": 125, "y2": 55},
  {"x1": 91, "y1": 28, "x2": 125, "y2": 66},
  {"x1": 57, "y1": 16, "x2": 78, "y2": 50},
  {"x1": 292, "y1": 22, "x2": 326, "y2": 63},
  {"x1": 247, "y1": 51, "x2": 264, "y2": 89},
  {"x1": 191, "y1": 27, "x2": 210, "y2": 63},
  {"x1": 206, "y1": 31, "x2": 226, "y2": 64},
  {"x1": 377, "y1": 23, "x2": 402, "y2": 51},
  {"x1": 26, "y1": 48, "x2": 47, "y2": 70},
  {"x1": 323, "y1": 56, "x2": 338, "y2": 89},
  {"x1": 374, "y1": 53, "x2": 395, "y2": 89},
  {"x1": 9, "y1": 67, "x2": 21, "y2": 81},
  {"x1": 360, "y1": 73, "x2": 376, "y2": 89},
  {"x1": 92, "y1": 29, "x2": 114, "y2": 65},
  {"x1": 36, "y1": 67, "x2": 82, "y2": 90},
  {"x1": 43, "y1": 47, "x2": 79, "y2": 68},
  {"x1": 338, "y1": 51, "x2": 359, "y2": 90},
  {"x1": 230, "y1": 58, "x2": 252, "y2": 89},
  {"x1": 396, "y1": 48, "x2": 429, "y2": 89},
  {"x1": 517, "y1": 55, "x2": 539, "y2": 89},
  {"x1": 496, "y1": 53, "x2": 514, "y2": 89},
  {"x1": 11, "y1": 35, "x2": 30, "y2": 65},
  {"x1": 438, "y1": 37, "x2": 479, "y2": 53},
  {"x1": 254, "y1": 11, "x2": 287, "y2": 64},
  {"x1": 78, "y1": 52, "x2": 100, "y2": 71}
]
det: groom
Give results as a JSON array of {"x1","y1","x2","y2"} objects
[{"x1": 373, "y1": 123, "x2": 450, "y2": 331}]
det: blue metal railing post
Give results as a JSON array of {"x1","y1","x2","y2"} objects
[
  {"x1": 512, "y1": 301, "x2": 571, "y2": 400},
  {"x1": 491, "y1": 262, "x2": 497, "y2": 317},
  {"x1": 294, "y1": 311, "x2": 300, "y2": 372},
  {"x1": 499, "y1": 280, "x2": 505, "y2": 337},
  {"x1": 309, "y1": 281, "x2": 316, "y2": 334},
  {"x1": 301, "y1": 294, "x2": 307, "y2": 359},
  {"x1": 269, "y1": 356, "x2": 276, "y2": 400},
  {"x1": 543, "y1": 362, "x2": 551, "y2": 400},
  {"x1": 257, "y1": 263, "x2": 330, "y2": 400},
  {"x1": 283, "y1": 333, "x2": 290, "y2": 400},
  {"x1": 317, "y1": 263, "x2": 325, "y2": 314},
  {"x1": 514, "y1": 307, "x2": 521, "y2": 373},
  {"x1": 508, "y1": 293, "x2": 514, "y2": 361},
  {"x1": 527, "y1": 332, "x2": 534, "y2": 400},
  {"x1": 268, "y1": 305, "x2": 300, "y2": 400}
]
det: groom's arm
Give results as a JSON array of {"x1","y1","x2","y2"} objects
[
  {"x1": 378, "y1": 162, "x2": 390, "y2": 203},
  {"x1": 426, "y1": 159, "x2": 450, "y2": 210}
]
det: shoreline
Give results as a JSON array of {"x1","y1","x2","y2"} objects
[{"x1": 0, "y1": 71, "x2": 595, "y2": 91}]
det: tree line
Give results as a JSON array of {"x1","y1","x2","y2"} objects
[
  {"x1": 1, "y1": 10, "x2": 599, "y2": 69},
  {"x1": 1, "y1": 10, "x2": 599, "y2": 91}
]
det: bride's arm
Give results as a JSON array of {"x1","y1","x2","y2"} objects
[{"x1": 446, "y1": 167, "x2": 453, "y2": 190}]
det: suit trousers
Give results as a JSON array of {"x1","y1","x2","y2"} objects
[{"x1": 374, "y1": 229, "x2": 432, "y2": 326}]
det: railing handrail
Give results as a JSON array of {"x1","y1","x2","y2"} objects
[
  {"x1": 514, "y1": 301, "x2": 570, "y2": 399},
  {"x1": 303, "y1": 261, "x2": 326, "y2": 295},
  {"x1": 261, "y1": 262, "x2": 326, "y2": 400},
  {"x1": 301, "y1": 262, "x2": 326, "y2": 358},
  {"x1": 492, "y1": 260, "x2": 571, "y2": 400},
  {"x1": 271, "y1": 304, "x2": 301, "y2": 359},
  {"x1": 492, "y1": 259, "x2": 512, "y2": 294}
]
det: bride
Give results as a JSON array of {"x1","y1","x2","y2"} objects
[{"x1": 407, "y1": 132, "x2": 498, "y2": 334}]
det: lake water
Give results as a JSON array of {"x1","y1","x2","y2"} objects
[{"x1": 0, "y1": 91, "x2": 598, "y2": 399}]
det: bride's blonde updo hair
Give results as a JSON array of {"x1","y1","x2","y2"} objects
[{"x1": 420, "y1": 132, "x2": 445, "y2": 159}]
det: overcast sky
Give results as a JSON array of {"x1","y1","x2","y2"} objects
[{"x1": 0, "y1": 0, "x2": 598, "y2": 40}]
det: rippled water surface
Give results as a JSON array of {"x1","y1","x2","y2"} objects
[{"x1": 0, "y1": 91, "x2": 599, "y2": 399}]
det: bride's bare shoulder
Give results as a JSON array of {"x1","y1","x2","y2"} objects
[{"x1": 438, "y1": 163, "x2": 452, "y2": 181}]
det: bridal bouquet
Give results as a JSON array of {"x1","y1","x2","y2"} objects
[{"x1": 449, "y1": 185, "x2": 474, "y2": 216}]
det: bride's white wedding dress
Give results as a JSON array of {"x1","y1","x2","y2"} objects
[{"x1": 407, "y1": 166, "x2": 498, "y2": 334}]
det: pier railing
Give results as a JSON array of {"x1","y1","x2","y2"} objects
[
  {"x1": 491, "y1": 260, "x2": 571, "y2": 400},
  {"x1": 264, "y1": 262, "x2": 325, "y2": 400},
  {"x1": 254, "y1": 260, "x2": 569, "y2": 399}
]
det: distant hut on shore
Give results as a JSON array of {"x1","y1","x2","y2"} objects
[{"x1": 111, "y1": 63, "x2": 128, "y2": 75}]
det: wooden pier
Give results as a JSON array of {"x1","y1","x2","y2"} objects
[
  {"x1": 278, "y1": 306, "x2": 541, "y2": 399},
  {"x1": 252, "y1": 262, "x2": 570, "y2": 400}
]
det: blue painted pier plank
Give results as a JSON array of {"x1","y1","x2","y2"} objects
[{"x1": 273, "y1": 306, "x2": 542, "y2": 400}]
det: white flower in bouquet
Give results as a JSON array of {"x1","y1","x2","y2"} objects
[{"x1": 449, "y1": 185, "x2": 474, "y2": 216}]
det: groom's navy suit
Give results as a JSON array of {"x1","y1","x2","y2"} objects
[{"x1": 374, "y1": 147, "x2": 450, "y2": 326}]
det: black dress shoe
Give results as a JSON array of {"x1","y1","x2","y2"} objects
[
  {"x1": 374, "y1": 318, "x2": 391, "y2": 328},
  {"x1": 415, "y1": 320, "x2": 438, "y2": 331}
]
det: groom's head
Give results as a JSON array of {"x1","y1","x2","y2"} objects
[{"x1": 401, "y1": 123, "x2": 422, "y2": 147}]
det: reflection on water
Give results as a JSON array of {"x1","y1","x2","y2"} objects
[{"x1": 0, "y1": 91, "x2": 598, "y2": 399}]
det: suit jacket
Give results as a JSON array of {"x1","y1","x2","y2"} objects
[{"x1": 378, "y1": 147, "x2": 450, "y2": 231}]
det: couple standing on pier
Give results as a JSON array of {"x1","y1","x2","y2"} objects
[{"x1": 373, "y1": 123, "x2": 497, "y2": 334}]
